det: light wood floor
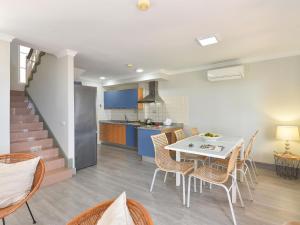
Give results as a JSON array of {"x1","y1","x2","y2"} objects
[{"x1": 5, "y1": 145, "x2": 300, "y2": 225}]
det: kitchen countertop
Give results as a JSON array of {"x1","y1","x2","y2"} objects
[
  {"x1": 99, "y1": 120, "x2": 183, "y2": 131},
  {"x1": 137, "y1": 124, "x2": 183, "y2": 131},
  {"x1": 99, "y1": 120, "x2": 141, "y2": 126}
]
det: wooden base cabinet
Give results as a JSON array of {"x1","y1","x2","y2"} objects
[{"x1": 100, "y1": 123, "x2": 126, "y2": 145}]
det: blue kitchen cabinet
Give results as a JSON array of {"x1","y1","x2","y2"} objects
[
  {"x1": 104, "y1": 91, "x2": 119, "y2": 109},
  {"x1": 125, "y1": 89, "x2": 138, "y2": 108},
  {"x1": 138, "y1": 129, "x2": 161, "y2": 157},
  {"x1": 126, "y1": 125, "x2": 137, "y2": 147},
  {"x1": 104, "y1": 89, "x2": 139, "y2": 109}
]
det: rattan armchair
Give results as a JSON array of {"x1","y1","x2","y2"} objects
[
  {"x1": 283, "y1": 222, "x2": 300, "y2": 225},
  {"x1": 67, "y1": 199, "x2": 154, "y2": 225},
  {"x1": 187, "y1": 146, "x2": 244, "y2": 225},
  {"x1": 150, "y1": 133, "x2": 193, "y2": 205},
  {"x1": 0, "y1": 153, "x2": 45, "y2": 225}
]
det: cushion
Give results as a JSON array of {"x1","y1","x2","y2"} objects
[
  {"x1": 0, "y1": 156, "x2": 40, "y2": 208},
  {"x1": 97, "y1": 192, "x2": 135, "y2": 225}
]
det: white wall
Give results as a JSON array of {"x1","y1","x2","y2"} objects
[
  {"x1": 10, "y1": 41, "x2": 25, "y2": 91},
  {"x1": 0, "y1": 39, "x2": 11, "y2": 154},
  {"x1": 158, "y1": 56, "x2": 300, "y2": 164},
  {"x1": 27, "y1": 53, "x2": 75, "y2": 167}
]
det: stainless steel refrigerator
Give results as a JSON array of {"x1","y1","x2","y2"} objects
[{"x1": 74, "y1": 83, "x2": 97, "y2": 170}]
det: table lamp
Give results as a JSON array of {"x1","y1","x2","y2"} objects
[{"x1": 276, "y1": 126, "x2": 299, "y2": 152}]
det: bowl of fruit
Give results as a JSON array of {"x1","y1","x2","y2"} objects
[{"x1": 199, "y1": 132, "x2": 222, "y2": 141}]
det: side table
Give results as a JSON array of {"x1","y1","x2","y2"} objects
[{"x1": 274, "y1": 151, "x2": 300, "y2": 179}]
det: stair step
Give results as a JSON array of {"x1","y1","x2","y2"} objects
[
  {"x1": 11, "y1": 122, "x2": 43, "y2": 132},
  {"x1": 11, "y1": 96, "x2": 28, "y2": 102},
  {"x1": 10, "y1": 102, "x2": 29, "y2": 108},
  {"x1": 11, "y1": 130, "x2": 48, "y2": 143},
  {"x1": 35, "y1": 148, "x2": 60, "y2": 159},
  {"x1": 42, "y1": 168, "x2": 73, "y2": 187},
  {"x1": 11, "y1": 138, "x2": 53, "y2": 152},
  {"x1": 11, "y1": 115, "x2": 39, "y2": 124},
  {"x1": 45, "y1": 157, "x2": 65, "y2": 172},
  {"x1": 10, "y1": 90, "x2": 25, "y2": 96},
  {"x1": 10, "y1": 108, "x2": 33, "y2": 115}
]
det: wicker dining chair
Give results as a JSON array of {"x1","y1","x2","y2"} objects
[
  {"x1": 247, "y1": 130, "x2": 259, "y2": 181},
  {"x1": 150, "y1": 133, "x2": 193, "y2": 205},
  {"x1": 213, "y1": 130, "x2": 259, "y2": 192},
  {"x1": 191, "y1": 128, "x2": 199, "y2": 136},
  {"x1": 67, "y1": 198, "x2": 154, "y2": 225},
  {"x1": 174, "y1": 129, "x2": 208, "y2": 164},
  {"x1": 187, "y1": 145, "x2": 244, "y2": 225},
  {"x1": 174, "y1": 129, "x2": 208, "y2": 192},
  {"x1": 0, "y1": 153, "x2": 45, "y2": 225}
]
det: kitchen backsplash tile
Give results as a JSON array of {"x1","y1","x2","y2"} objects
[{"x1": 110, "y1": 109, "x2": 139, "y2": 121}]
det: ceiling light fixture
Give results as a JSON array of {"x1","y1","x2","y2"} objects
[
  {"x1": 197, "y1": 36, "x2": 218, "y2": 46},
  {"x1": 127, "y1": 64, "x2": 134, "y2": 68},
  {"x1": 136, "y1": 68, "x2": 144, "y2": 73},
  {"x1": 137, "y1": 0, "x2": 150, "y2": 11},
  {"x1": 99, "y1": 76, "x2": 106, "y2": 80}
]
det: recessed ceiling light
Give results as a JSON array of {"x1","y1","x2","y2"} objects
[
  {"x1": 197, "y1": 36, "x2": 218, "y2": 46},
  {"x1": 99, "y1": 76, "x2": 106, "y2": 80},
  {"x1": 136, "y1": 68, "x2": 144, "y2": 73},
  {"x1": 127, "y1": 64, "x2": 134, "y2": 68}
]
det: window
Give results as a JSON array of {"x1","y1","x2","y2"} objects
[{"x1": 19, "y1": 45, "x2": 30, "y2": 84}]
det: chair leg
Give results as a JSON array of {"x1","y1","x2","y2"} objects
[
  {"x1": 248, "y1": 159, "x2": 258, "y2": 183},
  {"x1": 187, "y1": 176, "x2": 192, "y2": 208},
  {"x1": 182, "y1": 174, "x2": 186, "y2": 205},
  {"x1": 200, "y1": 179, "x2": 203, "y2": 193},
  {"x1": 2, "y1": 218, "x2": 5, "y2": 225},
  {"x1": 245, "y1": 164, "x2": 255, "y2": 188},
  {"x1": 221, "y1": 184, "x2": 237, "y2": 225},
  {"x1": 26, "y1": 202, "x2": 37, "y2": 224},
  {"x1": 251, "y1": 156, "x2": 258, "y2": 175},
  {"x1": 193, "y1": 160, "x2": 197, "y2": 192},
  {"x1": 238, "y1": 169, "x2": 253, "y2": 201},
  {"x1": 164, "y1": 172, "x2": 168, "y2": 183},
  {"x1": 235, "y1": 180, "x2": 245, "y2": 208},
  {"x1": 150, "y1": 168, "x2": 160, "y2": 192}
]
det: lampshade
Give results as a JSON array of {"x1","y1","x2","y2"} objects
[
  {"x1": 276, "y1": 126, "x2": 300, "y2": 141},
  {"x1": 137, "y1": 0, "x2": 150, "y2": 11}
]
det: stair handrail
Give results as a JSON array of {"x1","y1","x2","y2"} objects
[{"x1": 26, "y1": 48, "x2": 45, "y2": 88}]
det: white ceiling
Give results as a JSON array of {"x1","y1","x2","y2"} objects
[{"x1": 1, "y1": 0, "x2": 300, "y2": 80}]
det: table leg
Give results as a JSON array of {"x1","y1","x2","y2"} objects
[
  {"x1": 232, "y1": 164, "x2": 237, "y2": 203},
  {"x1": 176, "y1": 151, "x2": 181, "y2": 186}
]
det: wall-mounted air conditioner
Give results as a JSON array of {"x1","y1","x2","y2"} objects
[{"x1": 207, "y1": 65, "x2": 244, "y2": 82}]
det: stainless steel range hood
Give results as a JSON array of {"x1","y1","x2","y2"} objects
[{"x1": 138, "y1": 81, "x2": 164, "y2": 103}]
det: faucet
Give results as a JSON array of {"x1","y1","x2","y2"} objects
[{"x1": 124, "y1": 114, "x2": 128, "y2": 122}]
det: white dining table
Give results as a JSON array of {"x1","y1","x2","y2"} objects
[{"x1": 165, "y1": 135, "x2": 244, "y2": 203}]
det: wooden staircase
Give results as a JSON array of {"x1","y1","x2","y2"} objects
[{"x1": 10, "y1": 90, "x2": 73, "y2": 187}]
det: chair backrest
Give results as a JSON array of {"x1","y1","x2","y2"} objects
[
  {"x1": 226, "y1": 145, "x2": 242, "y2": 175},
  {"x1": 244, "y1": 130, "x2": 259, "y2": 160},
  {"x1": 174, "y1": 129, "x2": 186, "y2": 141},
  {"x1": 151, "y1": 133, "x2": 169, "y2": 150},
  {"x1": 151, "y1": 133, "x2": 173, "y2": 169},
  {"x1": 191, "y1": 128, "x2": 199, "y2": 136}
]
